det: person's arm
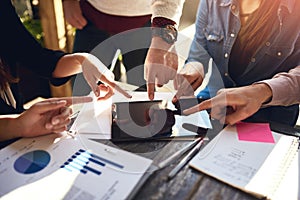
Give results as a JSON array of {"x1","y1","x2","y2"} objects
[
  {"x1": 185, "y1": 0, "x2": 211, "y2": 73},
  {"x1": 62, "y1": 0, "x2": 87, "y2": 29},
  {"x1": 183, "y1": 84, "x2": 272, "y2": 125},
  {"x1": 258, "y1": 66, "x2": 300, "y2": 106},
  {"x1": 145, "y1": 0, "x2": 185, "y2": 100},
  {"x1": 53, "y1": 53, "x2": 132, "y2": 99},
  {"x1": 1, "y1": 0, "x2": 131, "y2": 99},
  {"x1": 182, "y1": 66, "x2": 300, "y2": 125},
  {"x1": 172, "y1": 0, "x2": 211, "y2": 101},
  {"x1": 1, "y1": 0, "x2": 65, "y2": 79},
  {"x1": 0, "y1": 97, "x2": 92, "y2": 142}
]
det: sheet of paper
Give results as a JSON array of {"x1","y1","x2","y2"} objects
[
  {"x1": 112, "y1": 91, "x2": 174, "y2": 102},
  {"x1": 271, "y1": 151, "x2": 300, "y2": 200},
  {"x1": 189, "y1": 123, "x2": 298, "y2": 198},
  {"x1": 172, "y1": 112, "x2": 212, "y2": 136},
  {"x1": 0, "y1": 133, "x2": 152, "y2": 200},
  {"x1": 71, "y1": 92, "x2": 211, "y2": 139},
  {"x1": 70, "y1": 96, "x2": 112, "y2": 139}
]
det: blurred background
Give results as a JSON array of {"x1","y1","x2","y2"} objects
[{"x1": 12, "y1": 0, "x2": 200, "y2": 103}]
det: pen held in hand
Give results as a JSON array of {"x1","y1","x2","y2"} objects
[{"x1": 167, "y1": 138, "x2": 204, "y2": 181}]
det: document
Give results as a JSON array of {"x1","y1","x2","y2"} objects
[
  {"x1": 189, "y1": 122, "x2": 299, "y2": 199},
  {"x1": 0, "y1": 133, "x2": 152, "y2": 200},
  {"x1": 271, "y1": 150, "x2": 300, "y2": 200}
]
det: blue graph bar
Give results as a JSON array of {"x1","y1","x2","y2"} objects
[
  {"x1": 84, "y1": 165, "x2": 101, "y2": 175},
  {"x1": 79, "y1": 149, "x2": 124, "y2": 169},
  {"x1": 68, "y1": 158, "x2": 102, "y2": 175},
  {"x1": 74, "y1": 152, "x2": 105, "y2": 167},
  {"x1": 61, "y1": 148, "x2": 124, "y2": 176},
  {"x1": 60, "y1": 165, "x2": 72, "y2": 172},
  {"x1": 62, "y1": 161, "x2": 88, "y2": 174},
  {"x1": 71, "y1": 155, "x2": 89, "y2": 165}
]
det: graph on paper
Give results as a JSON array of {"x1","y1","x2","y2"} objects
[
  {"x1": 14, "y1": 150, "x2": 51, "y2": 174},
  {"x1": 60, "y1": 149, "x2": 124, "y2": 176}
]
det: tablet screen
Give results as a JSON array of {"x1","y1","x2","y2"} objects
[
  {"x1": 111, "y1": 100, "x2": 175, "y2": 140},
  {"x1": 111, "y1": 99, "x2": 208, "y2": 141}
]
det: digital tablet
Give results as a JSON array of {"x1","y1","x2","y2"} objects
[{"x1": 111, "y1": 99, "x2": 208, "y2": 142}]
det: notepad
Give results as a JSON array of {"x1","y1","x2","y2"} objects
[{"x1": 189, "y1": 122, "x2": 299, "y2": 199}]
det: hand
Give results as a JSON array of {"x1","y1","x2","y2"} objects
[
  {"x1": 53, "y1": 53, "x2": 131, "y2": 99},
  {"x1": 81, "y1": 54, "x2": 132, "y2": 99},
  {"x1": 183, "y1": 84, "x2": 273, "y2": 125},
  {"x1": 173, "y1": 62, "x2": 204, "y2": 102},
  {"x1": 17, "y1": 96, "x2": 92, "y2": 138},
  {"x1": 145, "y1": 37, "x2": 178, "y2": 100},
  {"x1": 63, "y1": 0, "x2": 87, "y2": 29}
]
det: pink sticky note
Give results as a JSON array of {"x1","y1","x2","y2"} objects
[{"x1": 236, "y1": 122, "x2": 275, "y2": 143}]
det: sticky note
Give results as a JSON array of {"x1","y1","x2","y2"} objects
[{"x1": 236, "y1": 122, "x2": 275, "y2": 143}]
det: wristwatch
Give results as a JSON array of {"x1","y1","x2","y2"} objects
[{"x1": 152, "y1": 25, "x2": 178, "y2": 44}]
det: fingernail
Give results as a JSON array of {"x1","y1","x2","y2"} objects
[
  {"x1": 45, "y1": 123, "x2": 53, "y2": 129},
  {"x1": 149, "y1": 94, "x2": 154, "y2": 100},
  {"x1": 56, "y1": 100, "x2": 66, "y2": 104},
  {"x1": 95, "y1": 91, "x2": 99, "y2": 96},
  {"x1": 52, "y1": 119, "x2": 60, "y2": 125}
]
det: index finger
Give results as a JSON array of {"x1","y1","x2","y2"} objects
[
  {"x1": 146, "y1": 72, "x2": 156, "y2": 100},
  {"x1": 183, "y1": 99, "x2": 212, "y2": 115},
  {"x1": 59, "y1": 96, "x2": 93, "y2": 106},
  {"x1": 147, "y1": 83, "x2": 155, "y2": 100},
  {"x1": 100, "y1": 77, "x2": 132, "y2": 99}
]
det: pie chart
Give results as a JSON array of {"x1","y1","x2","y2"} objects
[{"x1": 14, "y1": 150, "x2": 51, "y2": 174}]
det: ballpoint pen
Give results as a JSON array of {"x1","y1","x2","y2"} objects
[
  {"x1": 158, "y1": 137, "x2": 203, "y2": 169},
  {"x1": 167, "y1": 137, "x2": 204, "y2": 180}
]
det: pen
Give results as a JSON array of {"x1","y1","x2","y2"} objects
[
  {"x1": 167, "y1": 137, "x2": 204, "y2": 180},
  {"x1": 110, "y1": 49, "x2": 121, "y2": 72},
  {"x1": 96, "y1": 49, "x2": 120, "y2": 85},
  {"x1": 158, "y1": 137, "x2": 203, "y2": 169}
]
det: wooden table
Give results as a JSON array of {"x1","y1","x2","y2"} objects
[{"x1": 97, "y1": 120, "x2": 260, "y2": 200}]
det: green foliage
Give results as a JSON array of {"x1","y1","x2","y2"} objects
[{"x1": 21, "y1": 14, "x2": 44, "y2": 46}]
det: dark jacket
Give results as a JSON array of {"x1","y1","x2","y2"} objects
[{"x1": 0, "y1": 0, "x2": 68, "y2": 114}]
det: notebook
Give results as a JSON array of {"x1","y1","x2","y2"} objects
[{"x1": 189, "y1": 122, "x2": 299, "y2": 199}]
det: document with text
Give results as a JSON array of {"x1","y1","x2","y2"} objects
[
  {"x1": 189, "y1": 122, "x2": 299, "y2": 199},
  {"x1": 0, "y1": 133, "x2": 152, "y2": 200}
]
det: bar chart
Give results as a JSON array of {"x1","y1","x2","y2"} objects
[{"x1": 60, "y1": 149, "x2": 124, "y2": 176}]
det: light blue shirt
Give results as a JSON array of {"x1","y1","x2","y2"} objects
[{"x1": 187, "y1": 0, "x2": 300, "y2": 125}]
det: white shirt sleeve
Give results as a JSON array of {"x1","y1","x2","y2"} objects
[{"x1": 151, "y1": 0, "x2": 185, "y2": 25}]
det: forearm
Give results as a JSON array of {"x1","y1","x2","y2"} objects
[
  {"x1": 251, "y1": 83, "x2": 273, "y2": 106},
  {"x1": 0, "y1": 117, "x2": 22, "y2": 141},
  {"x1": 257, "y1": 66, "x2": 300, "y2": 106},
  {"x1": 52, "y1": 53, "x2": 88, "y2": 78}
]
